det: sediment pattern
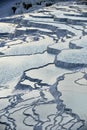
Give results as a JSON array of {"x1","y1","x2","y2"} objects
[{"x1": 0, "y1": 1, "x2": 87, "y2": 130}]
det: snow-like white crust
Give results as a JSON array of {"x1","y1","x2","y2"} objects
[{"x1": 0, "y1": 0, "x2": 87, "y2": 130}]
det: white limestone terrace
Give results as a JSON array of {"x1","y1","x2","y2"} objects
[
  {"x1": 1, "y1": 35, "x2": 54, "y2": 55},
  {"x1": 0, "y1": 0, "x2": 87, "y2": 130},
  {"x1": 54, "y1": 13, "x2": 87, "y2": 23},
  {"x1": 55, "y1": 49, "x2": 87, "y2": 68},
  {"x1": 0, "y1": 22, "x2": 16, "y2": 34},
  {"x1": 69, "y1": 35, "x2": 87, "y2": 49},
  {"x1": 58, "y1": 70, "x2": 87, "y2": 130}
]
